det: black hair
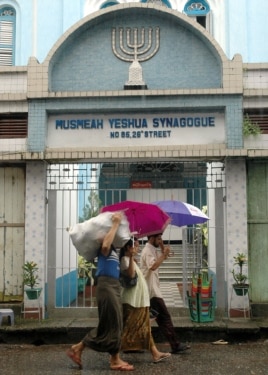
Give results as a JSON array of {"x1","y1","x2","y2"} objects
[
  {"x1": 119, "y1": 238, "x2": 133, "y2": 261},
  {"x1": 147, "y1": 233, "x2": 162, "y2": 240}
]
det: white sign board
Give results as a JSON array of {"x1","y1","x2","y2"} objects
[{"x1": 47, "y1": 112, "x2": 225, "y2": 148}]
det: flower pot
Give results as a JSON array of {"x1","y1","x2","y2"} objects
[
  {"x1": 233, "y1": 284, "x2": 249, "y2": 296},
  {"x1": 25, "y1": 288, "x2": 42, "y2": 300}
]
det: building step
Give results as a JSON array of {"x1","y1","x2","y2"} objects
[{"x1": 158, "y1": 257, "x2": 194, "y2": 283}]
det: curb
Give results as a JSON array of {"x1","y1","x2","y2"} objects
[{"x1": 1, "y1": 317, "x2": 268, "y2": 345}]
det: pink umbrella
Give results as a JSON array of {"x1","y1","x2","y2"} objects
[
  {"x1": 101, "y1": 200, "x2": 171, "y2": 238},
  {"x1": 152, "y1": 200, "x2": 209, "y2": 227}
]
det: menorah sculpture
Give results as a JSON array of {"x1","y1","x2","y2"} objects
[{"x1": 112, "y1": 27, "x2": 160, "y2": 89}]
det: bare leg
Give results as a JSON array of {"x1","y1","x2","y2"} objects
[
  {"x1": 110, "y1": 353, "x2": 134, "y2": 371},
  {"x1": 71, "y1": 341, "x2": 85, "y2": 355},
  {"x1": 151, "y1": 344, "x2": 171, "y2": 362},
  {"x1": 66, "y1": 341, "x2": 85, "y2": 369}
]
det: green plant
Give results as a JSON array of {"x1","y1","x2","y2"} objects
[
  {"x1": 78, "y1": 255, "x2": 96, "y2": 284},
  {"x1": 199, "y1": 205, "x2": 208, "y2": 247},
  {"x1": 196, "y1": 205, "x2": 208, "y2": 263},
  {"x1": 79, "y1": 190, "x2": 102, "y2": 222},
  {"x1": 231, "y1": 252, "x2": 248, "y2": 285},
  {"x1": 243, "y1": 114, "x2": 262, "y2": 136},
  {"x1": 23, "y1": 261, "x2": 39, "y2": 289}
]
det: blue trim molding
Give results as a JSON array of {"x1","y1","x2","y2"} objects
[
  {"x1": 184, "y1": 0, "x2": 210, "y2": 16},
  {"x1": 100, "y1": 1, "x2": 119, "y2": 9}
]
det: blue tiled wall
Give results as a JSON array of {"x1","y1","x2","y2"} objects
[
  {"x1": 50, "y1": 8, "x2": 222, "y2": 91},
  {"x1": 28, "y1": 94, "x2": 243, "y2": 151}
]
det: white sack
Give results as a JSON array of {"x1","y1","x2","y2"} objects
[{"x1": 68, "y1": 212, "x2": 131, "y2": 261}]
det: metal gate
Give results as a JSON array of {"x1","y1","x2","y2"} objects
[{"x1": 45, "y1": 161, "x2": 225, "y2": 317}]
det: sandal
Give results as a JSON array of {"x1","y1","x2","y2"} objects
[
  {"x1": 66, "y1": 348, "x2": 83, "y2": 369},
  {"x1": 212, "y1": 339, "x2": 228, "y2": 345},
  {"x1": 153, "y1": 352, "x2": 171, "y2": 363},
  {"x1": 110, "y1": 363, "x2": 134, "y2": 371}
]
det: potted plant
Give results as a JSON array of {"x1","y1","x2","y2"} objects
[
  {"x1": 231, "y1": 252, "x2": 249, "y2": 296},
  {"x1": 243, "y1": 114, "x2": 262, "y2": 137},
  {"x1": 23, "y1": 261, "x2": 42, "y2": 299},
  {"x1": 77, "y1": 255, "x2": 96, "y2": 292}
]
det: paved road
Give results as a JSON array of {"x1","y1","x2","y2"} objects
[{"x1": 1, "y1": 340, "x2": 268, "y2": 375}]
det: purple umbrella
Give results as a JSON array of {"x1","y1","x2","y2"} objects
[
  {"x1": 152, "y1": 200, "x2": 209, "y2": 227},
  {"x1": 101, "y1": 200, "x2": 171, "y2": 238}
]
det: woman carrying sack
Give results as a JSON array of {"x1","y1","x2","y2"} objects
[{"x1": 67, "y1": 213, "x2": 134, "y2": 371}]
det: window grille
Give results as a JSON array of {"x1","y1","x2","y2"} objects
[
  {"x1": 245, "y1": 111, "x2": 268, "y2": 134},
  {"x1": 0, "y1": 7, "x2": 16, "y2": 66},
  {"x1": 46, "y1": 161, "x2": 225, "y2": 191},
  {"x1": 0, "y1": 113, "x2": 28, "y2": 138}
]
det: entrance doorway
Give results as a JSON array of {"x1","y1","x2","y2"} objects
[{"x1": 45, "y1": 161, "x2": 225, "y2": 318}]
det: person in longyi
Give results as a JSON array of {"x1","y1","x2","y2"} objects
[
  {"x1": 66, "y1": 212, "x2": 134, "y2": 371},
  {"x1": 120, "y1": 238, "x2": 171, "y2": 363}
]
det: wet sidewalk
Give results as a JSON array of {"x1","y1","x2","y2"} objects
[
  {"x1": 1, "y1": 341, "x2": 268, "y2": 375},
  {"x1": 1, "y1": 315, "x2": 268, "y2": 345}
]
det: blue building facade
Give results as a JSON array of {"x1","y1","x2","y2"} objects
[
  {"x1": 0, "y1": 1, "x2": 268, "y2": 319},
  {"x1": 1, "y1": 0, "x2": 268, "y2": 66}
]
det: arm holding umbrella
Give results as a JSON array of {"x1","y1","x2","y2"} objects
[
  {"x1": 149, "y1": 236, "x2": 170, "y2": 271},
  {"x1": 159, "y1": 237, "x2": 174, "y2": 257},
  {"x1": 150, "y1": 251, "x2": 169, "y2": 271},
  {"x1": 159, "y1": 238, "x2": 171, "y2": 256}
]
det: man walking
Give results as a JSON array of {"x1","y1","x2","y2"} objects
[{"x1": 140, "y1": 233, "x2": 190, "y2": 354}]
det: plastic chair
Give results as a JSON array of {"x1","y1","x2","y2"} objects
[{"x1": 0, "y1": 308, "x2": 15, "y2": 326}]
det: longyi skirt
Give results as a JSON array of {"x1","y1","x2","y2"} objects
[
  {"x1": 82, "y1": 276, "x2": 122, "y2": 355},
  {"x1": 121, "y1": 303, "x2": 154, "y2": 351}
]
